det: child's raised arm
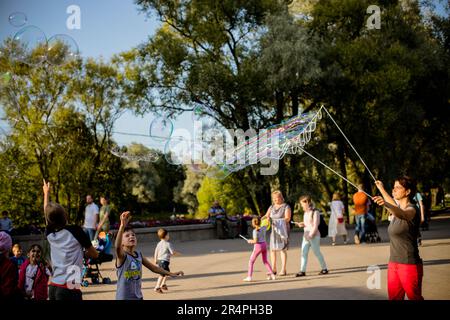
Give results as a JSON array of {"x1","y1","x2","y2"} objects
[
  {"x1": 115, "y1": 211, "x2": 130, "y2": 266},
  {"x1": 42, "y1": 179, "x2": 50, "y2": 223},
  {"x1": 142, "y1": 256, "x2": 184, "y2": 277}
]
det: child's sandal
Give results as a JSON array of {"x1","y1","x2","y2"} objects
[
  {"x1": 154, "y1": 287, "x2": 164, "y2": 294},
  {"x1": 161, "y1": 284, "x2": 168, "y2": 291}
]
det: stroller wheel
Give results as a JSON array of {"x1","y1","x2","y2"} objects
[
  {"x1": 102, "y1": 277, "x2": 112, "y2": 284},
  {"x1": 92, "y1": 277, "x2": 100, "y2": 284},
  {"x1": 82, "y1": 280, "x2": 89, "y2": 287}
]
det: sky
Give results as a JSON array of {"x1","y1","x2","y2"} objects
[
  {"x1": 0, "y1": 0, "x2": 448, "y2": 150},
  {"x1": 0, "y1": 0, "x2": 194, "y2": 150}
]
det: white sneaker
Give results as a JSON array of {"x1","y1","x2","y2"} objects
[
  {"x1": 243, "y1": 277, "x2": 252, "y2": 282},
  {"x1": 269, "y1": 274, "x2": 276, "y2": 280}
]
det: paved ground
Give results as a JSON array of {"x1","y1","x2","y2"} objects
[{"x1": 83, "y1": 214, "x2": 450, "y2": 300}]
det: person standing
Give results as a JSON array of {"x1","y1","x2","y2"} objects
[
  {"x1": 208, "y1": 201, "x2": 229, "y2": 239},
  {"x1": 262, "y1": 191, "x2": 291, "y2": 276},
  {"x1": 83, "y1": 195, "x2": 99, "y2": 242},
  {"x1": 294, "y1": 195, "x2": 328, "y2": 277},
  {"x1": 353, "y1": 184, "x2": 370, "y2": 244},
  {"x1": 373, "y1": 176, "x2": 423, "y2": 300},
  {"x1": 97, "y1": 196, "x2": 111, "y2": 234},
  {"x1": 328, "y1": 192, "x2": 348, "y2": 245},
  {"x1": 0, "y1": 211, "x2": 13, "y2": 234}
]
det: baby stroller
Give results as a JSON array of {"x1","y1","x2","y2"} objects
[
  {"x1": 365, "y1": 213, "x2": 381, "y2": 243},
  {"x1": 82, "y1": 231, "x2": 113, "y2": 287}
]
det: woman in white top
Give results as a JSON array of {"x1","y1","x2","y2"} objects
[
  {"x1": 328, "y1": 192, "x2": 348, "y2": 246},
  {"x1": 294, "y1": 195, "x2": 328, "y2": 277}
]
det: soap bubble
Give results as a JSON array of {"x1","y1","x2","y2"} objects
[
  {"x1": 9, "y1": 12, "x2": 27, "y2": 27},
  {"x1": 47, "y1": 34, "x2": 80, "y2": 65},
  {"x1": 164, "y1": 136, "x2": 192, "y2": 165},
  {"x1": 149, "y1": 116, "x2": 173, "y2": 142},
  {"x1": 12, "y1": 26, "x2": 47, "y2": 66}
]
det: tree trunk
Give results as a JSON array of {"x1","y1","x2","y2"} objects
[
  {"x1": 275, "y1": 91, "x2": 286, "y2": 195},
  {"x1": 337, "y1": 143, "x2": 350, "y2": 222}
]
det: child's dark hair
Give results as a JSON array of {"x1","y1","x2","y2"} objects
[
  {"x1": 299, "y1": 195, "x2": 312, "y2": 203},
  {"x1": 157, "y1": 228, "x2": 168, "y2": 240},
  {"x1": 45, "y1": 202, "x2": 68, "y2": 230},
  {"x1": 396, "y1": 176, "x2": 417, "y2": 202},
  {"x1": 123, "y1": 226, "x2": 135, "y2": 234},
  {"x1": 28, "y1": 243, "x2": 43, "y2": 253}
]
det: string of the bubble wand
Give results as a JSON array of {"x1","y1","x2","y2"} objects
[
  {"x1": 297, "y1": 146, "x2": 372, "y2": 198},
  {"x1": 322, "y1": 106, "x2": 377, "y2": 183}
]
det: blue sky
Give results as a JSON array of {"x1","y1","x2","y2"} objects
[{"x1": 0, "y1": 0, "x2": 194, "y2": 149}]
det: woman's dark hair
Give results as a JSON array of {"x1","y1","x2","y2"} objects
[{"x1": 396, "y1": 176, "x2": 417, "y2": 202}]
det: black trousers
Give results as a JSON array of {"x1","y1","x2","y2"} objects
[{"x1": 48, "y1": 285, "x2": 82, "y2": 300}]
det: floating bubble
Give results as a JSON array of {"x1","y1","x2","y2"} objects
[
  {"x1": 204, "y1": 164, "x2": 231, "y2": 180},
  {"x1": 305, "y1": 127, "x2": 311, "y2": 142},
  {"x1": 12, "y1": 25, "x2": 47, "y2": 66},
  {"x1": 317, "y1": 108, "x2": 323, "y2": 120},
  {"x1": 309, "y1": 120, "x2": 317, "y2": 132},
  {"x1": 164, "y1": 137, "x2": 192, "y2": 165},
  {"x1": 47, "y1": 34, "x2": 80, "y2": 65},
  {"x1": 110, "y1": 146, "x2": 159, "y2": 162},
  {"x1": 149, "y1": 116, "x2": 173, "y2": 142},
  {"x1": 9, "y1": 12, "x2": 27, "y2": 28}
]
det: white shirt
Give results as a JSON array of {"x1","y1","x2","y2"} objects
[
  {"x1": 303, "y1": 209, "x2": 319, "y2": 238},
  {"x1": 331, "y1": 200, "x2": 344, "y2": 218},
  {"x1": 84, "y1": 203, "x2": 99, "y2": 229},
  {"x1": 46, "y1": 226, "x2": 91, "y2": 285},
  {"x1": 24, "y1": 264, "x2": 51, "y2": 296}
]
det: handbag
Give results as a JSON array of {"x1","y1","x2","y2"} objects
[{"x1": 316, "y1": 210, "x2": 328, "y2": 238}]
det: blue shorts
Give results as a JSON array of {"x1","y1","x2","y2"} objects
[{"x1": 157, "y1": 260, "x2": 170, "y2": 272}]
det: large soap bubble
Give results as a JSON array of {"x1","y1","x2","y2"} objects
[
  {"x1": 47, "y1": 34, "x2": 80, "y2": 65},
  {"x1": 13, "y1": 25, "x2": 47, "y2": 66}
]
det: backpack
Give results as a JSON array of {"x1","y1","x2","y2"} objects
[{"x1": 316, "y1": 210, "x2": 328, "y2": 238}]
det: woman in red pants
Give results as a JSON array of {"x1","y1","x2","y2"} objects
[{"x1": 373, "y1": 176, "x2": 424, "y2": 300}]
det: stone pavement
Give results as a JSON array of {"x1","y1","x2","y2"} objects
[{"x1": 83, "y1": 214, "x2": 450, "y2": 300}]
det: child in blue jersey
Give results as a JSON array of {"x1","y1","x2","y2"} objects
[{"x1": 115, "y1": 212, "x2": 184, "y2": 300}]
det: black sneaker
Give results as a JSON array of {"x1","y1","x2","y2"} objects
[
  {"x1": 318, "y1": 269, "x2": 329, "y2": 275},
  {"x1": 295, "y1": 272, "x2": 306, "y2": 277}
]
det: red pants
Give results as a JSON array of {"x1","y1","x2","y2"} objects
[{"x1": 388, "y1": 262, "x2": 424, "y2": 300}]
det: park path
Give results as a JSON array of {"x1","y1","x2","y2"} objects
[{"x1": 83, "y1": 214, "x2": 450, "y2": 300}]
